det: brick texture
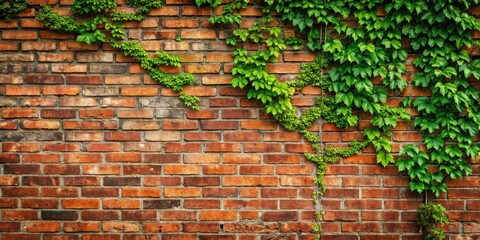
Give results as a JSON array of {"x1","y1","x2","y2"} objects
[{"x1": 0, "y1": 1, "x2": 479, "y2": 240}]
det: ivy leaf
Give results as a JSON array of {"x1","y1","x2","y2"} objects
[
  {"x1": 424, "y1": 136, "x2": 444, "y2": 150},
  {"x1": 364, "y1": 127, "x2": 381, "y2": 140},
  {"x1": 409, "y1": 180, "x2": 426, "y2": 194},
  {"x1": 377, "y1": 150, "x2": 394, "y2": 167},
  {"x1": 372, "y1": 137, "x2": 392, "y2": 152},
  {"x1": 396, "y1": 157, "x2": 415, "y2": 171}
]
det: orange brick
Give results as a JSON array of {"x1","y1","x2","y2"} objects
[
  {"x1": 24, "y1": 222, "x2": 60, "y2": 232},
  {"x1": 164, "y1": 188, "x2": 201, "y2": 197},
  {"x1": 5, "y1": 86, "x2": 40, "y2": 96}
]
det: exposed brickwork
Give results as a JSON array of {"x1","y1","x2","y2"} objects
[{"x1": 0, "y1": 1, "x2": 479, "y2": 239}]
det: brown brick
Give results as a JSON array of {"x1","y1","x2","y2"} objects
[
  {"x1": 122, "y1": 211, "x2": 157, "y2": 221},
  {"x1": 22, "y1": 176, "x2": 59, "y2": 186},
  {"x1": 81, "y1": 211, "x2": 119, "y2": 221}
]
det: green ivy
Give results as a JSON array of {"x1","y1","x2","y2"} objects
[
  {"x1": 393, "y1": 0, "x2": 480, "y2": 197},
  {"x1": 0, "y1": 0, "x2": 28, "y2": 21},
  {"x1": 199, "y1": 0, "x2": 480, "y2": 238},
  {"x1": 417, "y1": 203, "x2": 449, "y2": 240},
  {"x1": 37, "y1": 0, "x2": 198, "y2": 110}
]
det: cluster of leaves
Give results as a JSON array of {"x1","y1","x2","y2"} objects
[
  {"x1": 0, "y1": 0, "x2": 28, "y2": 21},
  {"x1": 229, "y1": 18, "x2": 295, "y2": 116},
  {"x1": 417, "y1": 203, "x2": 449, "y2": 240},
  {"x1": 37, "y1": 0, "x2": 198, "y2": 109},
  {"x1": 202, "y1": 0, "x2": 480, "y2": 198},
  {"x1": 206, "y1": 0, "x2": 249, "y2": 25},
  {"x1": 390, "y1": 0, "x2": 480, "y2": 197},
  {"x1": 199, "y1": 0, "x2": 480, "y2": 238}
]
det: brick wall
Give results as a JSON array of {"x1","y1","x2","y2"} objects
[{"x1": 0, "y1": 1, "x2": 479, "y2": 240}]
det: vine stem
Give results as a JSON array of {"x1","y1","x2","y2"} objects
[{"x1": 313, "y1": 21, "x2": 329, "y2": 240}]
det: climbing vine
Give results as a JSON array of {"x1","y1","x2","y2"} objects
[
  {"x1": 36, "y1": 0, "x2": 199, "y2": 109},
  {"x1": 198, "y1": 0, "x2": 480, "y2": 239},
  {"x1": 0, "y1": 0, "x2": 27, "y2": 21}
]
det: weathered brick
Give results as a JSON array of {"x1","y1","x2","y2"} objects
[{"x1": 143, "y1": 200, "x2": 181, "y2": 209}]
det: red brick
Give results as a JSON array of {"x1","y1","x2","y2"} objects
[
  {"x1": 143, "y1": 177, "x2": 181, "y2": 186},
  {"x1": 0, "y1": 222, "x2": 21, "y2": 232},
  {"x1": 162, "y1": 19, "x2": 198, "y2": 28},
  {"x1": 183, "y1": 223, "x2": 220, "y2": 233},
  {"x1": 203, "y1": 165, "x2": 237, "y2": 175},
  {"x1": 4, "y1": 165, "x2": 40, "y2": 174},
  {"x1": 59, "y1": 97, "x2": 97, "y2": 107},
  {"x1": 5, "y1": 86, "x2": 40, "y2": 96},
  {"x1": 63, "y1": 121, "x2": 118, "y2": 130},
  {"x1": 24, "y1": 222, "x2": 61, "y2": 232},
  {"x1": 181, "y1": 29, "x2": 216, "y2": 39},
  {"x1": 0, "y1": 153, "x2": 20, "y2": 163},
  {"x1": 2, "y1": 30, "x2": 38, "y2": 40},
  {"x1": 2, "y1": 143, "x2": 40, "y2": 152},
  {"x1": 201, "y1": 120, "x2": 238, "y2": 130},
  {"x1": 164, "y1": 165, "x2": 201, "y2": 175},
  {"x1": 2, "y1": 187, "x2": 39, "y2": 197},
  {"x1": 241, "y1": 120, "x2": 277, "y2": 130},
  {"x1": 103, "y1": 199, "x2": 141, "y2": 209},
  {"x1": 200, "y1": 211, "x2": 237, "y2": 221},
  {"x1": 105, "y1": 153, "x2": 142, "y2": 163},
  {"x1": 223, "y1": 177, "x2": 277, "y2": 186},
  {"x1": 21, "y1": 120, "x2": 60, "y2": 129},
  {"x1": 122, "y1": 120, "x2": 160, "y2": 130},
  {"x1": 82, "y1": 165, "x2": 121, "y2": 175},
  {"x1": 43, "y1": 143, "x2": 80, "y2": 152},
  {"x1": 21, "y1": 199, "x2": 58, "y2": 208},
  {"x1": 38, "y1": 53, "x2": 74, "y2": 62},
  {"x1": 66, "y1": 75, "x2": 102, "y2": 85},
  {"x1": 122, "y1": 188, "x2": 161, "y2": 198},
  {"x1": 62, "y1": 199, "x2": 100, "y2": 209},
  {"x1": 64, "y1": 222, "x2": 100, "y2": 233},
  {"x1": 64, "y1": 177, "x2": 100, "y2": 186},
  {"x1": 124, "y1": 165, "x2": 162, "y2": 174},
  {"x1": 165, "y1": 143, "x2": 202, "y2": 153},
  {"x1": 0, "y1": 176, "x2": 19, "y2": 186},
  {"x1": 83, "y1": 143, "x2": 122, "y2": 152},
  {"x1": 118, "y1": 109, "x2": 154, "y2": 118},
  {"x1": 65, "y1": 132, "x2": 102, "y2": 142},
  {"x1": 122, "y1": 211, "x2": 157, "y2": 221},
  {"x1": 79, "y1": 109, "x2": 115, "y2": 118}
]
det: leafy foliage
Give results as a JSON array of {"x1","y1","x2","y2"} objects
[
  {"x1": 199, "y1": 0, "x2": 480, "y2": 238},
  {"x1": 0, "y1": 0, "x2": 27, "y2": 21},
  {"x1": 195, "y1": 0, "x2": 221, "y2": 7},
  {"x1": 37, "y1": 0, "x2": 198, "y2": 110},
  {"x1": 392, "y1": 0, "x2": 480, "y2": 197},
  {"x1": 37, "y1": 6, "x2": 80, "y2": 33},
  {"x1": 71, "y1": 0, "x2": 116, "y2": 15},
  {"x1": 417, "y1": 203, "x2": 449, "y2": 240}
]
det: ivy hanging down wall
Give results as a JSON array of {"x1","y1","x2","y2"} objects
[
  {"x1": 1, "y1": 0, "x2": 480, "y2": 239},
  {"x1": 36, "y1": 0, "x2": 200, "y2": 109}
]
